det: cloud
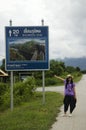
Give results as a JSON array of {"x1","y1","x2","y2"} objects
[
  {"x1": 0, "y1": 0, "x2": 86, "y2": 61},
  {"x1": 47, "y1": 0, "x2": 86, "y2": 59}
]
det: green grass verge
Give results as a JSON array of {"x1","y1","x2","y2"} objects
[{"x1": 0, "y1": 92, "x2": 63, "y2": 130}]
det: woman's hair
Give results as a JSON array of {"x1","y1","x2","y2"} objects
[{"x1": 65, "y1": 77, "x2": 73, "y2": 88}]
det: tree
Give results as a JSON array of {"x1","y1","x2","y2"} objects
[
  {"x1": 0, "y1": 59, "x2": 5, "y2": 71},
  {"x1": 66, "y1": 66, "x2": 76, "y2": 73},
  {"x1": 50, "y1": 60, "x2": 65, "y2": 76},
  {"x1": 76, "y1": 67, "x2": 81, "y2": 72}
]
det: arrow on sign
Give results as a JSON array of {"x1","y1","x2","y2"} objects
[{"x1": 9, "y1": 30, "x2": 12, "y2": 37}]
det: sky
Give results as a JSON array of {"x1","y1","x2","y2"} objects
[{"x1": 0, "y1": 0, "x2": 86, "y2": 60}]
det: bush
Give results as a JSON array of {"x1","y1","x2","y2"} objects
[
  {"x1": 45, "y1": 77, "x2": 58, "y2": 86},
  {"x1": 36, "y1": 77, "x2": 64, "y2": 86},
  {"x1": 1, "y1": 90, "x2": 10, "y2": 110},
  {"x1": 0, "y1": 83, "x2": 8, "y2": 95},
  {"x1": 36, "y1": 78, "x2": 42, "y2": 86},
  {"x1": 14, "y1": 76, "x2": 36, "y2": 105},
  {"x1": 0, "y1": 83, "x2": 9, "y2": 105},
  {"x1": 0, "y1": 77, "x2": 36, "y2": 110}
]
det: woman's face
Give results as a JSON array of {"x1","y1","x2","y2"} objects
[{"x1": 68, "y1": 77, "x2": 72, "y2": 81}]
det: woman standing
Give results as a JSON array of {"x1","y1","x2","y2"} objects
[{"x1": 54, "y1": 74, "x2": 77, "y2": 117}]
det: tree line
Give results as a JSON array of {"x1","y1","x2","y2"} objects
[
  {"x1": 0, "y1": 59, "x2": 82, "y2": 85},
  {"x1": 0, "y1": 59, "x2": 82, "y2": 111}
]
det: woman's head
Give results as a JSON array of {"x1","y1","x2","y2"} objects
[
  {"x1": 67, "y1": 74, "x2": 73, "y2": 78},
  {"x1": 65, "y1": 74, "x2": 73, "y2": 88},
  {"x1": 66, "y1": 74, "x2": 73, "y2": 83}
]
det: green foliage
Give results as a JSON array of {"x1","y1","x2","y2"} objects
[
  {"x1": 1, "y1": 90, "x2": 10, "y2": 109},
  {"x1": 0, "y1": 83, "x2": 8, "y2": 95},
  {"x1": 14, "y1": 76, "x2": 36, "y2": 105},
  {"x1": 33, "y1": 60, "x2": 82, "y2": 86},
  {"x1": 0, "y1": 77, "x2": 36, "y2": 110},
  {"x1": 0, "y1": 83, "x2": 9, "y2": 105},
  {"x1": 45, "y1": 77, "x2": 61, "y2": 86},
  {"x1": 66, "y1": 66, "x2": 76, "y2": 73},
  {"x1": 50, "y1": 60, "x2": 65, "y2": 76},
  {"x1": 0, "y1": 92, "x2": 63, "y2": 130},
  {"x1": 35, "y1": 78, "x2": 42, "y2": 86},
  {"x1": 0, "y1": 59, "x2": 5, "y2": 71},
  {"x1": 0, "y1": 59, "x2": 82, "y2": 111},
  {"x1": 76, "y1": 67, "x2": 81, "y2": 72}
]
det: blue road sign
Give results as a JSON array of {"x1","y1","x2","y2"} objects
[{"x1": 5, "y1": 26, "x2": 49, "y2": 71}]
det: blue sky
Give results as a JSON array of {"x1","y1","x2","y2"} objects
[{"x1": 0, "y1": 0, "x2": 86, "y2": 60}]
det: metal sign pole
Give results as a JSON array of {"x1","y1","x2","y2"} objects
[
  {"x1": 42, "y1": 70, "x2": 45, "y2": 104},
  {"x1": 11, "y1": 71, "x2": 13, "y2": 110},
  {"x1": 42, "y1": 19, "x2": 45, "y2": 104},
  {"x1": 9, "y1": 20, "x2": 14, "y2": 111}
]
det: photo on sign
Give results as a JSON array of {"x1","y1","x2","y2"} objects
[{"x1": 9, "y1": 38, "x2": 46, "y2": 61}]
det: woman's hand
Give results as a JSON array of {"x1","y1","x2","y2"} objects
[
  {"x1": 54, "y1": 75, "x2": 64, "y2": 81},
  {"x1": 54, "y1": 75, "x2": 57, "y2": 78}
]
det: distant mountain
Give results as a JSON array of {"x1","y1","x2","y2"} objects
[
  {"x1": 57, "y1": 57, "x2": 86, "y2": 70},
  {"x1": 0, "y1": 60, "x2": 2, "y2": 66}
]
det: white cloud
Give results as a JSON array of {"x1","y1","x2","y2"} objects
[{"x1": 0, "y1": 0, "x2": 86, "y2": 61}]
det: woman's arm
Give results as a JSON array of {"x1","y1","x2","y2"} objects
[{"x1": 54, "y1": 75, "x2": 65, "y2": 81}]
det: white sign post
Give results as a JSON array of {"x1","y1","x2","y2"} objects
[
  {"x1": 42, "y1": 19, "x2": 45, "y2": 104},
  {"x1": 9, "y1": 20, "x2": 14, "y2": 111}
]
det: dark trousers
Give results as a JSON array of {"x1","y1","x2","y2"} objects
[{"x1": 63, "y1": 95, "x2": 76, "y2": 113}]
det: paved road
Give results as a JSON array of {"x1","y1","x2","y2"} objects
[{"x1": 37, "y1": 75, "x2": 86, "y2": 130}]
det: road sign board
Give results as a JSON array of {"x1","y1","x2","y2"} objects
[{"x1": 5, "y1": 26, "x2": 49, "y2": 71}]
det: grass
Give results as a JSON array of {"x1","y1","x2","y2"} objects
[{"x1": 0, "y1": 92, "x2": 63, "y2": 130}]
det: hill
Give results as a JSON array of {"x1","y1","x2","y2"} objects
[
  {"x1": 0, "y1": 60, "x2": 2, "y2": 66},
  {"x1": 60, "y1": 57, "x2": 86, "y2": 70}
]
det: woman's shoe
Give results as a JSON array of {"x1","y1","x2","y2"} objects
[
  {"x1": 69, "y1": 113, "x2": 72, "y2": 117},
  {"x1": 61, "y1": 113, "x2": 67, "y2": 117}
]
